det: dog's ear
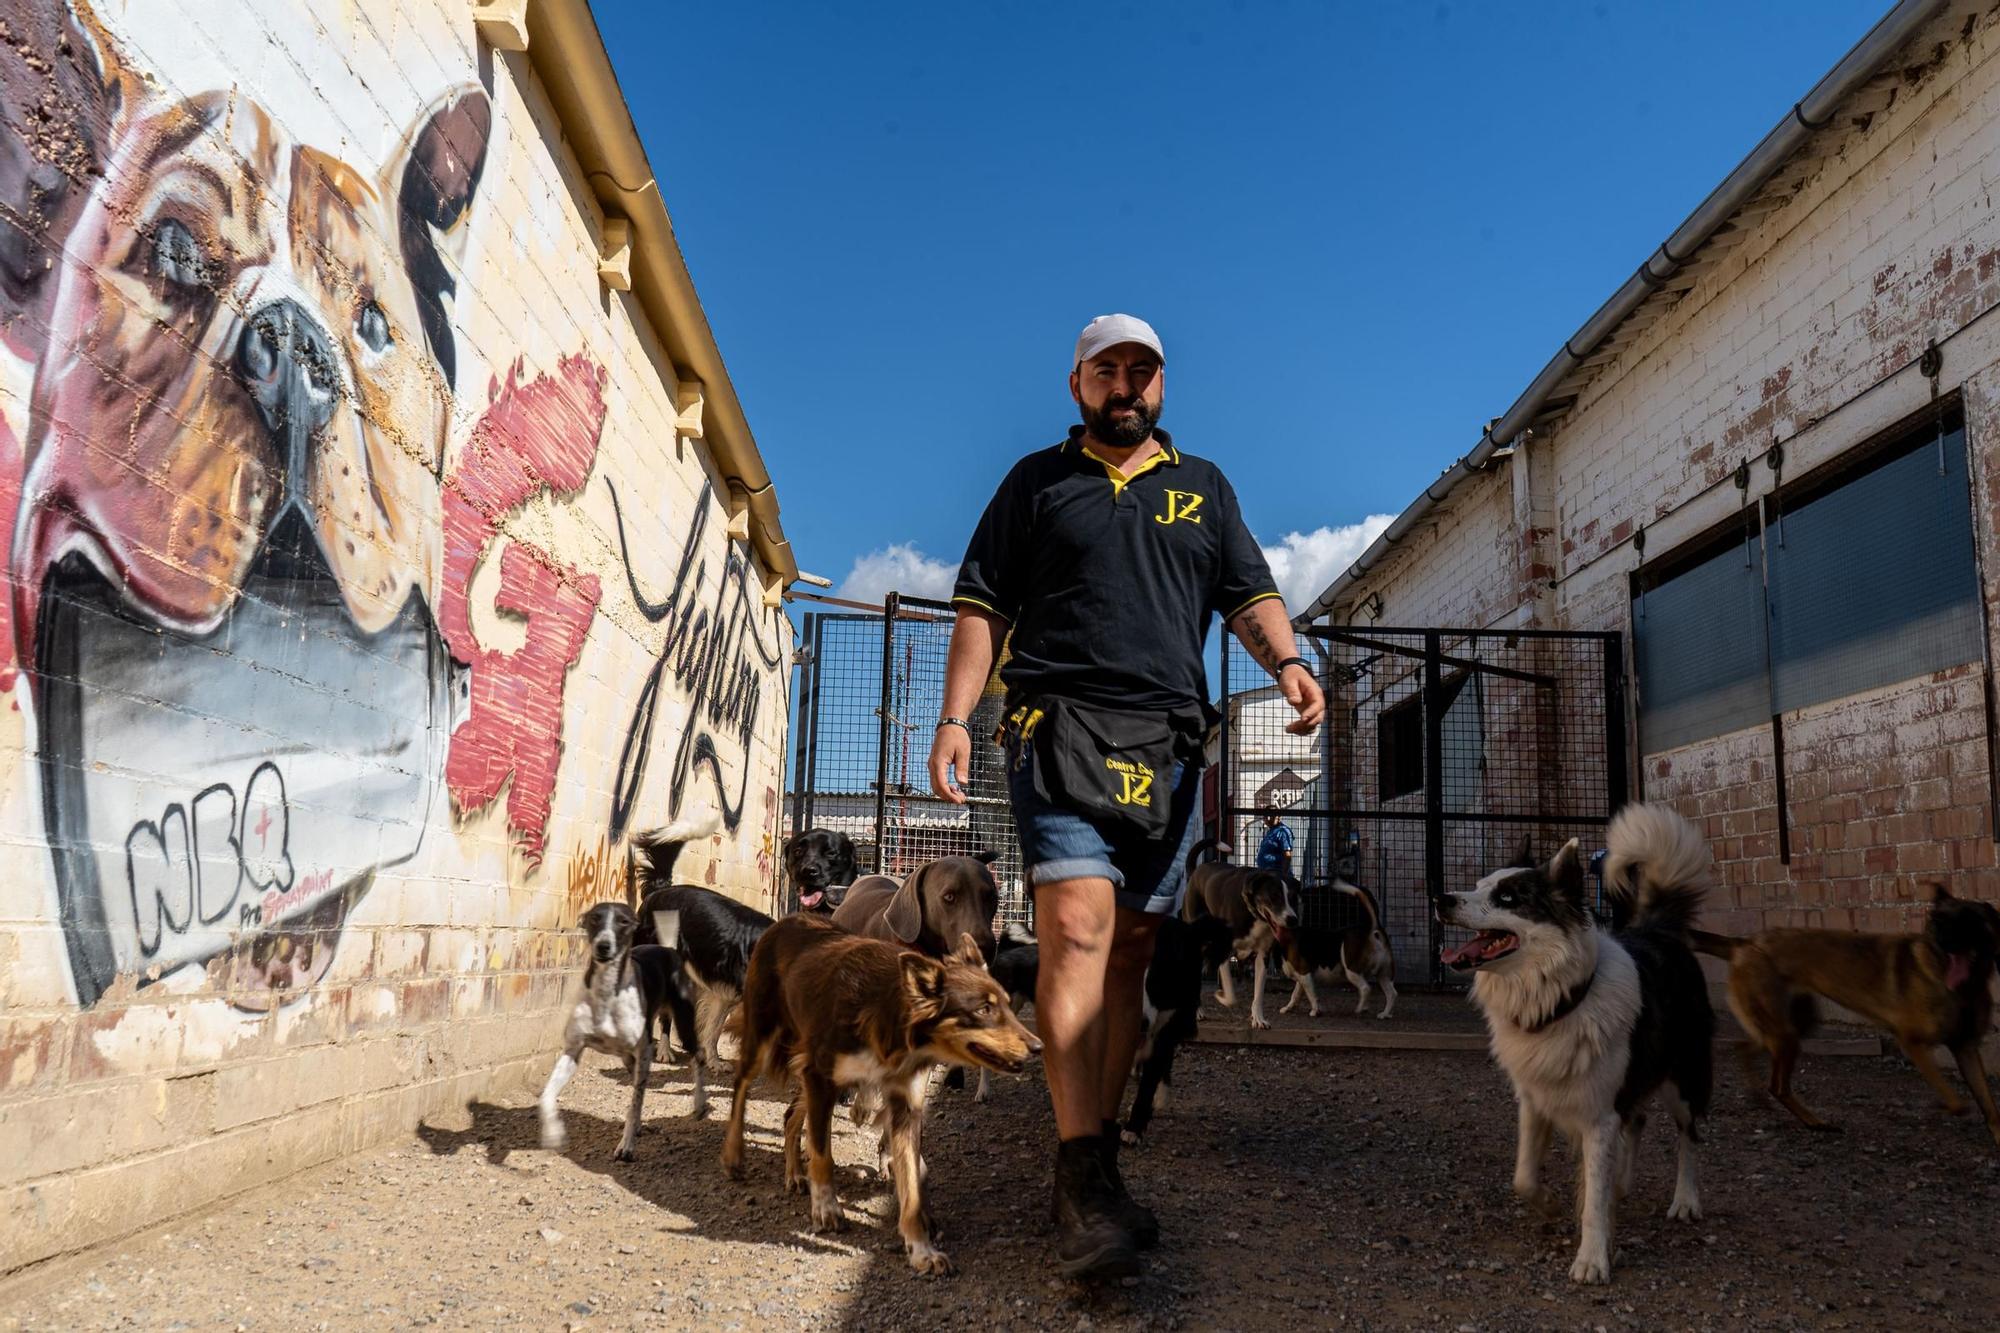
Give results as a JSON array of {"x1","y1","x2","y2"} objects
[
  {"x1": 1549, "y1": 839, "x2": 1584, "y2": 900},
  {"x1": 971, "y1": 849, "x2": 999, "y2": 866},
  {"x1": 900, "y1": 952, "x2": 947, "y2": 1014},
  {"x1": 885, "y1": 866, "x2": 926, "y2": 945},
  {"x1": 396, "y1": 87, "x2": 493, "y2": 387},
  {"x1": 1513, "y1": 835, "x2": 1535, "y2": 868},
  {"x1": 833, "y1": 834, "x2": 858, "y2": 882},
  {"x1": 1931, "y1": 882, "x2": 1956, "y2": 905},
  {"x1": 0, "y1": 0, "x2": 129, "y2": 342},
  {"x1": 951, "y1": 932, "x2": 986, "y2": 968}
]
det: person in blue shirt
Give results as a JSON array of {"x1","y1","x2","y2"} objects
[{"x1": 1256, "y1": 812, "x2": 1294, "y2": 877}]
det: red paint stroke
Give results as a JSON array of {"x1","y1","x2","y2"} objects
[{"x1": 438, "y1": 354, "x2": 607, "y2": 862}]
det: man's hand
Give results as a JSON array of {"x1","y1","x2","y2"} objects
[
  {"x1": 929, "y1": 723, "x2": 970, "y2": 803},
  {"x1": 1280, "y1": 662, "x2": 1325, "y2": 735}
]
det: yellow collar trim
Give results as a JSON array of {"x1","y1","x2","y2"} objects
[{"x1": 1080, "y1": 443, "x2": 1171, "y2": 495}]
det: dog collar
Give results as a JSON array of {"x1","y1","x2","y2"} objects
[{"x1": 1522, "y1": 969, "x2": 1595, "y2": 1033}]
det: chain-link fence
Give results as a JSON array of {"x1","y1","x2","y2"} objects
[
  {"x1": 1216, "y1": 626, "x2": 1628, "y2": 985},
  {"x1": 788, "y1": 595, "x2": 1029, "y2": 927}
]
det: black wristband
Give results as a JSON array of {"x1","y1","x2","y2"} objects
[
  {"x1": 937, "y1": 717, "x2": 973, "y2": 736},
  {"x1": 1274, "y1": 657, "x2": 1311, "y2": 676}
]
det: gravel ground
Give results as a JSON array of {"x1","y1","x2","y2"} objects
[{"x1": 6, "y1": 994, "x2": 2000, "y2": 1332}]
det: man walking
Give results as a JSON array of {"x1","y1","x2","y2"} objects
[{"x1": 927, "y1": 314, "x2": 1324, "y2": 1279}]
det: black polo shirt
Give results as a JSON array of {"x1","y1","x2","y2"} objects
[{"x1": 952, "y1": 427, "x2": 1280, "y2": 712}]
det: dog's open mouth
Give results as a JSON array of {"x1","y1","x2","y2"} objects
[
  {"x1": 1441, "y1": 930, "x2": 1520, "y2": 971},
  {"x1": 968, "y1": 1042, "x2": 1027, "y2": 1074},
  {"x1": 1946, "y1": 951, "x2": 1974, "y2": 990},
  {"x1": 37, "y1": 510, "x2": 449, "y2": 1009}
]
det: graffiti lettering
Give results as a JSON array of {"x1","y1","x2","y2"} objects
[
  {"x1": 438, "y1": 355, "x2": 609, "y2": 862},
  {"x1": 124, "y1": 762, "x2": 293, "y2": 958},
  {"x1": 605, "y1": 479, "x2": 783, "y2": 838}
]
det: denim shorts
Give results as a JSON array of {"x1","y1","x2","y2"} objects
[{"x1": 1003, "y1": 727, "x2": 1202, "y2": 916}]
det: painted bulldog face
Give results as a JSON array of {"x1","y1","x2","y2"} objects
[{"x1": 14, "y1": 15, "x2": 491, "y2": 1007}]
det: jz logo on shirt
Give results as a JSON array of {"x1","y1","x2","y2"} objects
[
  {"x1": 1106, "y1": 758, "x2": 1154, "y2": 808},
  {"x1": 1154, "y1": 490, "x2": 1204, "y2": 526}
]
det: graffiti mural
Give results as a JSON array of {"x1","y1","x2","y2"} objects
[
  {"x1": 0, "y1": 0, "x2": 792, "y2": 1014},
  {"x1": 438, "y1": 354, "x2": 608, "y2": 863},
  {"x1": 606, "y1": 477, "x2": 783, "y2": 838}
]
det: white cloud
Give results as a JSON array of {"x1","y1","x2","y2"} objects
[
  {"x1": 1261, "y1": 515, "x2": 1396, "y2": 614},
  {"x1": 836, "y1": 543, "x2": 957, "y2": 605}
]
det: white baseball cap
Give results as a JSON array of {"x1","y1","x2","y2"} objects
[{"x1": 1074, "y1": 313, "x2": 1164, "y2": 368}]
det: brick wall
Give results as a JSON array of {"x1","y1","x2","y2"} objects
[
  {"x1": 1331, "y1": 4, "x2": 2000, "y2": 926},
  {"x1": 0, "y1": 0, "x2": 793, "y2": 1271}
]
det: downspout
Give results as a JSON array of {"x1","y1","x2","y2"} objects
[{"x1": 1300, "y1": 0, "x2": 1945, "y2": 625}]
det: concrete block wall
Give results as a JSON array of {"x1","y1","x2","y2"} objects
[
  {"x1": 1334, "y1": 4, "x2": 2000, "y2": 928},
  {"x1": 0, "y1": 0, "x2": 793, "y2": 1272}
]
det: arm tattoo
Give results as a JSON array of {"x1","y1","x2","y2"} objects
[{"x1": 1236, "y1": 610, "x2": 1280, "y2": 671}]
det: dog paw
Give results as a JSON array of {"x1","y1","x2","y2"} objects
[
  {"x1": 1568, "y1": 1251, "x2": 1612, "y2": 1285},
  {"x1": 1666, "y1": 1195, "x2": 1702, "y2": 1222},
  {"x1": 1120, "y1": 1128, "x2": 1141, "y2": 1148},
  {"x1": 1249, "y1": 1015, "x2": 1271, "y2": 1031},
  {"x1": 689, "y1": 1100, "x2": 711, "y2": 1121},
  {"x1": 614, "y1": 1145, "x2": 636, "y2": 1163},
  {"x1": 1378, "y1": 1010, "x2": 1394, "y2": 1020},
  {"x1": 1214, "y1": 995, "x2": 1235, "y2": 1008},
  {"x1": 722, "y1": 1156, "x2": 746, "y2": 1183},
  {"x1": 540, "y1": 1124, "x2": 566, "y2": 1152},
  {"x1": 810, "y1": 1201, "x2": 847, "y2": 1233},
  {"x1": 906, "y1": 1242, "x2": 954, "y2": 1277},
  {"x1": 1514, "y1": 1183, "x2": 1556, "y2": 1213}
]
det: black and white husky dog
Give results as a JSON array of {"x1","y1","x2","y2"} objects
[{"x1": 1436, "y1": 803, "x2": 1715, "y2": 1285}]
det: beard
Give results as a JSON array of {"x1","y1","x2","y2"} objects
[{"x1": 1080, "y1": 394, "x2": 1160, "y2": 448}]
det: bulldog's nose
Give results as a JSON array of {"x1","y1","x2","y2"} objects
[{"x1": 236, "y1": 299, "x2": 339, "y2": 443}]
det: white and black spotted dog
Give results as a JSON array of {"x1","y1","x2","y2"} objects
[
  {"x1": 1435, "y1": 803, "x2": 1715, "y2": 1285},
  {"x1": 539, "y1": 902, "x2": 702, "y2": 1161}
]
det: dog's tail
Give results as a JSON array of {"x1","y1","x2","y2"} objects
[
  {"x1": 631, "y1": 804, "x2": 723, "y2": 887},
  {"x1": 998, "y1": 920, "x2": 1037, "y2": 949},
  {"x1": 1689, "y1": 929, "x2": 1744, "y2": 960},
  {"x1": 1185, "y1": 837, "x2": 1228, "y2": 872},
  {"x1": 1329, "y1": 879, "x2": 1384, "y2": 935},
  {"x1": 1600, "y1": 802, "x2": 1713, "y2": 937}
]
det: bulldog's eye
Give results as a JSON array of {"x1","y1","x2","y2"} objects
[
  {"x1": 151, "y1": 220, "x2": 209, "y2": 290},
  {"x1": 357, "y1": 301, "x2": 392, "y2": 353}
]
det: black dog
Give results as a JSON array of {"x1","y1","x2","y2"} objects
[
  {"x1": 784, "y1": 828, "x2": 860, "y2": 913},
  {"x1": 976, "y1": 923, "x2": 1039, "y2": 1103},
  {"x1": 632, "y1": 830, "x2": 777, "y2": 1118},
  {"x1": 1123, "y1": 914, "x2": 1233, "y2": 1144},
  {"x1": 538, "y1": 902, "x2": 702, "y2": 1159}
]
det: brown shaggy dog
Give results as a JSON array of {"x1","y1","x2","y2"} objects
[{"x1": 720, "y1": 916, "x2": 1039, "y2": 1275}]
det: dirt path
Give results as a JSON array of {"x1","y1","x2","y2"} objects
[{"x1": 5, "y1": 1013, "x2": 1999, "y2": 1331}]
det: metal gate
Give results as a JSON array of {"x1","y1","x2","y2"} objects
[
  {"x1": 1216, "y1": 626, "x2": 1627, "y2": 985},
  {"x1": 789, "y1": 594, "x2": 1029, "y2": 925}
]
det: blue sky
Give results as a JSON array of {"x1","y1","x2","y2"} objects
[{"x1": 596, "y1": 0, "x2": 1890, "y2": 615}]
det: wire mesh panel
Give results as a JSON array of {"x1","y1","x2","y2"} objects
[
  {"x1": 877, "y1": 595, "x2": 1029, "y2": 928},
  {"x1": 1218, "y1": 626, "x2": 1627, "y2": 984},
  {"x1": 786, "y1": 597, "x2": 1029, "y2": 929}
]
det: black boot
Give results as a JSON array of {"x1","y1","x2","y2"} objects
[
  {"x1": 1050, "y1": 1136, "x2": 1141, "y2": 1280},
  {"x1": 1100, "y1": 1120, "x2": 1160, "y2": 1250}
]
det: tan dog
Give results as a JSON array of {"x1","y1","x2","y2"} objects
[
  {"x1": 1695, "y1": 884, "x2": 2000, "y2": 1144},
  {"x1": 721, "y1": 915, "x2": 1039, "y2": 1276},
  {"x1": 831, "y1": 852, "x2": 1002, "y2": 961}
]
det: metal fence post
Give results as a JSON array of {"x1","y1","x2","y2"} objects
[
  {"x1": 1423, "y1": 630, "x2": 1445, "y2": 983},
  {"x1": 1603, "y1": 632, "x2": 1630, "y2": 812},
  {"x1": 790, "y1": 612, "x2": 814, "y2": 838},
  {"x1": 1217, "y1": 635, "x2": 1231, "y2": 855},
  {"x1": 875, "y1": 592, "x2": 899, "y2": 875}
]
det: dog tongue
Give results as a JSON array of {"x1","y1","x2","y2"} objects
[
  {"x1": 798, "y1": 890, "x2": 824, "y2": 909},
  {"x1": 1440, "y1": 937, "x2": 1484, "y2": 967},
  {"x1": 1946, "y1": 952, "x2": 1972, "y2": 990}
]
